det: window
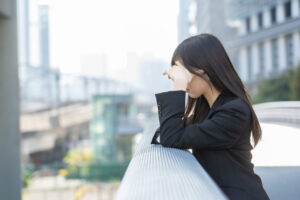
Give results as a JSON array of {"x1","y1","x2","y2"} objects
[
  {"x1": 284, "y1": 1, "x2": 292, "y2": 19},
  {"x1": 271, "y1": 6, "x2": 276, "y2": 24},
  {"x1": 258, "y1": 42, "x2": 265, "y2": 77},
  {"x1": 246, "y1": 17, "x2": 251, "y2": 33},
  {"x1": 247, "y1": 46, "x2": 252, "y2": 81},
  {"x1": 285, "y1": 34, "x2": 293, "y2": 68},
  {"x1": 271, "y1": 38, "x2": 279, "y2": 71},
  {"x1": 258, "y1": 12, "x2": 263, "y2": 29}
]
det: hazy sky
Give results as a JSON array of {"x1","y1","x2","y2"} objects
[{"x1": 49, "y1": 0, "x2": 179, "y2": 80}]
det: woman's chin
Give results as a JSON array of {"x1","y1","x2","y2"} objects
[{"x1": 188, "y1": 93, "x2": 201, "y2": 99}]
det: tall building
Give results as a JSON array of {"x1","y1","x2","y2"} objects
[
  {"x1": 89, "y1": 93, "x2": 143, "y2": 180},
  {"x1": 226, "y1": 0, "x2": 300, "y2": 87},
  {"x1": 18, "y1": 0, "x2": 56, "y2": 109},
  {"x1": 177, "y1": 0, "x2": 239, "y2": 80},
  {"x1": 178, "y1": 0, "x2": 197, "y2": 43},
  {"x1": 38, "y1": 3, "x2": 50, "y2": 68},
  {"x1": 195, "y1": 0, "x2": 236, "y2": 42}
]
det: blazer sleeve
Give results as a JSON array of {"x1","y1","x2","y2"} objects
[{"x1": 155, "y1": 90, "x2": 251, "y2": 150}]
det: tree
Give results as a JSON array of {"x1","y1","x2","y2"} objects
[
  {"x1": 290, "y1": 64, "x2": 300, "y2": 100},
  {"x1": 252, "y1": 68, "x2": 293, "y2": 104}
]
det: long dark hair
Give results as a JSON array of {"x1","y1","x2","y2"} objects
[{"x1": 171, "y1": 33, "x2": 262, "y2": 147}]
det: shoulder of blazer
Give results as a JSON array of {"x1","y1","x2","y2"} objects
[
  {"x1": 214, "y1": 97, "x2": 251, "y2": 122},
  {"x1": 224, "y1": 97, "x2": 250, "y2": 111}
]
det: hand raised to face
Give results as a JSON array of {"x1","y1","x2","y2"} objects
[{"x1": 162, "y1": 61, "x2": 194, "y2": 91}]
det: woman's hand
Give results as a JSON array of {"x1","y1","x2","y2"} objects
[{"x1": 163, "y1": 61, "x2": 193, "y2": 92}]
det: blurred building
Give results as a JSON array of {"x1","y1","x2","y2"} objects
[
  {"x1": 90, "y1": 94, "x2": 143, "y2": 162},
  {"x1": 18, "y1": 0, "x2": 51, "y2": 69},
  {"x1": 89, "y1": 94, "x2": 143, "y2": 180},
  {"x1": 178, "y1": 0, "x2": 197, "y2": 43},
  {"x1": 226, "y1": 0, "x2": 300, "y2": 89},
  {"x1": 195, "y1": 0, "x2": 236, "y2": 42},
  {"x1": 18, "y1": 0, "x2": 56, "y2": 110},
  {"x1": 177, "y1": 0, "x2": 240, "y2": 81},
  {"x1": 38, "y1": 3, "x2": 50, "y2": 68},
  {"x1": 192, "y1": 0, "x2": 240, "y2": 82}
]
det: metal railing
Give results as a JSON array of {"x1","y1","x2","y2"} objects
[
  {"x1": 115, "y1": 116, "x2": 228, "y2": 200},
  {"x1": 253, "y1": 101, "x2": 300, "y2": 129},
  {"x1": 115, "y1": 100, "x2": 300, "y2": 199}
]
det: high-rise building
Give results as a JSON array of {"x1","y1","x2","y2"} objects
[
  {"x1": 195, "y1": 0, "x2": 236, "y2": 42},
  {"x1": 18, "y1": 0, "x2": 56, "y2": 109},
  {"x1": 38, "y1": 3, "x2": 50, "y2": 68},
  {"x1": 226, "y1": 0, "x2": 300, "y2": 87},
  {"x1": 178, "y1": 0, "x2": 197, "y2": 43},
  {"x1": 177, "y1": 0, "x2": 239, "y2": 80}
]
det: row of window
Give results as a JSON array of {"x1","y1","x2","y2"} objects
[
  {"x1": 246, "y1": 33, "x2": 295, "y2": 81},
  {"x1": 245, "y1": 0, "x2": 298, "y2": 33}
]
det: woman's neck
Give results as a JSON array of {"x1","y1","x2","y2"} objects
[{"x1": 204, "y1": 89, "x2": 221, "y2": 109}]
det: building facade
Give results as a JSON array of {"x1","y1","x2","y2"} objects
[
  {"x1": 178, "y1": 0, "x2": 197, "y2": 43},
  {"x1": 227, "y1": 0, "x2": 300, "y2": 87}
]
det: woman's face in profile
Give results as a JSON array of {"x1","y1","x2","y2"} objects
[{"x1": 178, "y1": 62, "x2": 210, "y2": 99}]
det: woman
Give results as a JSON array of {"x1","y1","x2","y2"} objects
[{"x1": 152, "y1": 33, "x2": 270, "y2": 200}]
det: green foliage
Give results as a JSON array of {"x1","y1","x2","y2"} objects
[
  {"x1": 290, "y1": 64, "x2": 300, "y2": 100},
  {"x1": 252, "y1": 64, "x2": 300, "y2": 104},
  {"x1": 64, "y1": 148, "x2": 93, "y2": 167},
  {"x1": 65, "y1": 160, "x2": 130, "y2": 182},
  {"x1": 22, "y1": 165, "x2": 34, "y2": 188},
  {"x1": 63, "y1": 147, "x2": 130, "y2": 182},
  {"x1": 63, "y1": 147, "x2": 93, "y2": 179}
]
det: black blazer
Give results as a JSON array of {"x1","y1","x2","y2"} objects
[{"x1": 151, "y1": 90, "x2": 270, "y2": 200}]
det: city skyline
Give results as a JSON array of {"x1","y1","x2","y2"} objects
[{"x1": 26, "y1": 0, "x2": 179, "y2": 85}]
